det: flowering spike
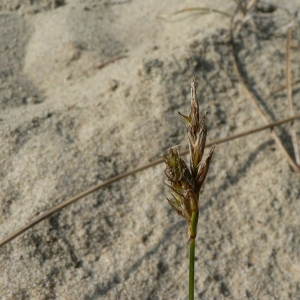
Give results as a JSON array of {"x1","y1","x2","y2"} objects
[{"x1": 163, "y1": 79, "x2": 215, "y2": 239}]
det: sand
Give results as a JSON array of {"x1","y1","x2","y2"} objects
[{"x1": 1, "y1": 0, "x2": 300, "y2": 299}]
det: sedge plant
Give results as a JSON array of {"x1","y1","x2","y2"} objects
[{"x1": 163, "y1": 78, "x2": 215, "y2": 300}]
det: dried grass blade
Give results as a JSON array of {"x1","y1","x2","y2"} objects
[
  {"x1": 286, "y1": 27, "x2": 300, "y2": 165},
  {"x1": 1, "y1": 114, "x2": 300, "y2": 248},
  {"x1": 229, "y1": 13, "x2": 300, "y2": 172}
]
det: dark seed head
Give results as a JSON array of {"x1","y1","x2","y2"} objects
[{"x1": 163, "y1": 79, "x2": 215, "y2": 238}]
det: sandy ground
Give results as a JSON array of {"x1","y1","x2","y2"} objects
[{"x1": 1, "y1": 0, "x2": 300, "y2": 299}]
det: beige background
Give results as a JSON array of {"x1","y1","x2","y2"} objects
[{"x1": 1, "y1": 0, "x2": 300, "y2": 299}]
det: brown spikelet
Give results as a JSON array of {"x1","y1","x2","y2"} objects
[{"x1": 164, "y1": 78, "x2": 215, "y2": 238}]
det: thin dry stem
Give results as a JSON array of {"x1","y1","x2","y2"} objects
[
  {"x1": 95, "y1": 55, "x2": 127, "y2": 69},
  {"x1": 173, "y1": 7, "x2": 230, "y2": 17},
  {"x1": 229, "y1": 12, "x2": 300, "y2": 172},
  {"x1": 290, "y1": 43, "x2": 300, "y2": 49},
  {"x1": 246, "y1": 0, "x2": 259, "y2": 12},
  {"x1": 286, "y1": 27, "x2": 300, "y2": 165},
  {"x1": 271, "y1": 78, "x2": 300, "y2": 95},
  {"x1": 1, "y1": 113, "x2": 300, "y2": 248}
]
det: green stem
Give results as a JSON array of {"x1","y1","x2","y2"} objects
[{"x1": 189, "y1": 211, "x2": 198, "y2": 300}]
